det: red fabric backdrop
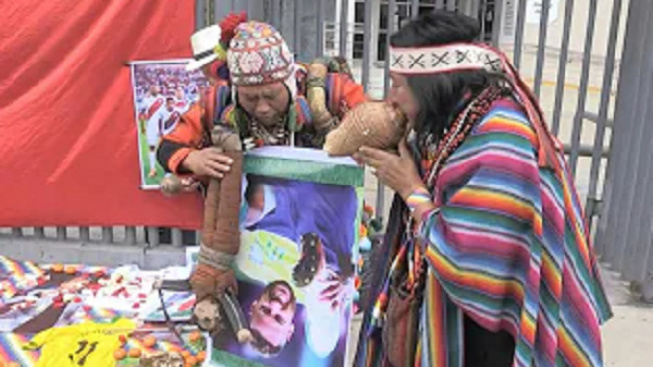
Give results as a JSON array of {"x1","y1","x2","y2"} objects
[{"x1": 0, "y1": 1, "x2": 203, "y2": 229}]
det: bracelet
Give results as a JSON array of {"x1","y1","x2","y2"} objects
[{"x1": 406, "y1": 187, "x2": 432, "y2": 214}]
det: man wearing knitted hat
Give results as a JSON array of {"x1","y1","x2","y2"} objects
[
  {"x1": 157, "y1": 15, "x2": 366, "y2": 179},
  {"x1": 156, "y1": 14, "x2": 367, "y2": 350}
]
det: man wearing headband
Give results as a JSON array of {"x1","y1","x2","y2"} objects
[{"x1": 354, "y1": 11, "x2": 611, "y2": 367}]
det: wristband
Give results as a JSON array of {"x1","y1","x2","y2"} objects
[{"x1": 406, "y1": 187, "x2": 432, "y2": 214}]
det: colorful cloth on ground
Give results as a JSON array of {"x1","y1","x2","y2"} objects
[
  {"x1": 24, "y1": 318, "x2": 136, "y2": 367},
  {"x1": 54, "y1": 302, "x2": 133, "y2": 327},
  {"x1": 357, "y1": 98, "x2": 612, "y2": 367},
  {"x1": 126, "y1": 329, "x2": 207, "y2": 356},
  {"x1": 0, "y1": 333, "x2": 39, "y2": 365},
  {"x1": 0, "y1": 297, "x2": 54, "y2": 332},
  {"x1": 0, "y1": 256, "x2": 47, "y2": 300}
]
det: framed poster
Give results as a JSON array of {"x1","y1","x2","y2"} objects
[{"x1": 128, "y1": 60, "x2": 210, "y2": 189}]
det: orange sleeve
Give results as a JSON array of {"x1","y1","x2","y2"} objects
[
  {"x1": 157, "y1": 84, "x2": 225, "y2": 174},
  {"x1": 326, "y1": 73, "x2": 368, "y2": 119},
  {"x1": 340, "y1": 76, "x2": 367, "y2": 109},
  {"x1": 157, "y1": 103, "x2": 205, "y2": 174},
  {"x1": 165, "y1": 103, "x2": 205, "y2": 146}
]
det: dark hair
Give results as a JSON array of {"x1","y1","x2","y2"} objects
[
  {"x1": 262, "y1": 280, "x2": 297, "y2": 310},
  {"x1": 166, "y1": 97, "x2": 174, "y2": 103},
  {"x1": 390, "y1": 10, "x2": 500, "y2": 140},
  {"x1": 249, "y1": 328, "x2": 283, "y2": 357},
  {"x1": 244, "y1": 174, "x2": 264, "y2": 203}
]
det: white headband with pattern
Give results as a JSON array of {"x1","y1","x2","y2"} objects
[{"x1": 389, "y1": 43, "x2": 504, "y2": 75}]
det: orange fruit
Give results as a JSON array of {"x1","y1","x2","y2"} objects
[
  {"x1": 189, "y1": 331, "x2": 202, "y2": 342},
  {"x1": 142, "y1": 335, "x2": 157, "y2": 348},
  {"x1": 128, "y1": 348, "x2": 142, "y2": 358},
  {"x1": 196, "y1": 351, "x2": 206, "y2": 362},
  {"x1": 114, "y1": 348, "x2": 127, "y2": 360},
  {"x1": 51, "y1": 264, "x2": 64, "y2": 273},
  {"x1": 64, "y1": 266, "x2": 77, "y2": 274},
  {"x1": 181, "y1": 350, "x2": 191, "y2": 359},
  {"x1": 185, "y1": 356, "x2": 197, "y2": 366}
]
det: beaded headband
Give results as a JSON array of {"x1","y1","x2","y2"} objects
[{"x1": 389, "y1": 43, "x2": 504, "y2": 75}]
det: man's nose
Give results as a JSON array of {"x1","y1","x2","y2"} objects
[{"x1": 256, "y1": 101, "x2": 272, "y2": 115}]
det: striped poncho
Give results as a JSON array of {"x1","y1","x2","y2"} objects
[{"x1": 357, "y1": 97, "x2": 612, "y2": 367}]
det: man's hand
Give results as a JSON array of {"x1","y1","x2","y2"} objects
[
  {"x1": 181, "y1": 147, "x2": 234, "y2": 179},
  {"x1": 354, "y1": 139, "x2": 423, "y2": 200},
  {"x1": 313, "y1": 267, "x2": 353, "y2": 312}
]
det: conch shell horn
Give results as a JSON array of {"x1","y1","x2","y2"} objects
[{"x1": 323, "y1": 101, "x2": 407, "y2": 156}]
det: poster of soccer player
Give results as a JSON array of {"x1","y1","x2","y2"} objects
[
  {"x1": 129, "y1": 60, "x2": 210, "y2": 189},
  {"x1": 206, "y1": 146, "x2": 365, "y2": 367}
]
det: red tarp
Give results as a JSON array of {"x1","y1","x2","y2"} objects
[{"x1": 0, "y1": 1, "x2": 203, "y2": 229}]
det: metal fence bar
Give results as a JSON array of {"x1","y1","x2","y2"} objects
[
  {"x1": 446, "y1": 0, "x2": 456, "y2": 11},
  {"x1": 568, "y1": 0, "x2": 599, "y2": 177},
  {"x1": 269, "y1": 0, "x2": 278, "y2": 29},
  {"x1": 339, "y1": 0, "x2": 349, "y2": 58},
  {"x1": 56, "y1": 226, "x2": 66, "y2": 240},
  {"x1": 195, "y1": 0, "x2": 205, "y2": 30},
  {"x1": 583, "y1": 111, "x2": 614, "y2": 128},
  {"x1": 513, "y1": 0, "x2": 527, "y2": 69},
  {"x1": 562, "y1": 144, "x2": 609, "y2": 158},
  {"x1": 470, "y1": 0, "x2": 479, "y2": 19},
  {"x1": 147, "y1": 227, "x2": 160, "y2": 248},
  {"x1": 585, "y1": 0, "x2": 623, "y2": 224},
  {"x1": 614, "y1": 3, "x2": 653, "y2": 277},
  {"x1": 211, "y1": 0, "x2": 219, "y2": 25},
  {"x1": 384, "y1": 0, "x2": 396, "y2": 96},
  {"x1": 411, "y1": 0, "x2": 420, "y2": 18},
  {"x1": 101, "y1": 227, "x2": 113, "y2": 244},
  {"x1": 79, "y1": 226, "x2": 90, "y2": 242},
  {"x1": 34, "y1": 227, "x2": 45, "y2": 239},
  {"x1": 125, "y1": 226, "x2": 137, "y2": 246},
  {"x1": 171, "y1": 228, "x2": 183, "y2": 247},
  {"x1": 551, "y1": 0, "x2": 576, "y2": 136},
  {"x1": 293, "y1": 0, "x2": 302, "y2": 53},
  {"x1": 491, "y1": 0, "x2": 503, "y2": 47},
  {"x1": 435, "y1": 0, "x2": 444, "y2": 9},
  {"x1": 533, "y1": 0, "x2": 551, "y2": 99},
  {"x1": 362, "y1": 0, "x2": 373, "y2": 90},
  {"x1": 480, "y1": 1, "x2": 487, "y2": 41},
  {"x1": 625, "y1": 95, "x2": 653, "y2": 282},
  {"x1": 376, "y1": 0, "x2": 398, "y2": 223},
  {"x1": 316, "y1": 0, "x2": 324, "y2": 57},
  {"x1": 601, "y1": 0, "x2": 649, "y2": 267}
]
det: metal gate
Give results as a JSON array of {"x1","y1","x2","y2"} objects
[{"x1": 0, "y1": 0, "x2": 638, "y2": 278}]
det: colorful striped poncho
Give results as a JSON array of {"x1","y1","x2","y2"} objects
[{"x1": 356, "y1": 97, "x2": 612, "y2": 367}]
